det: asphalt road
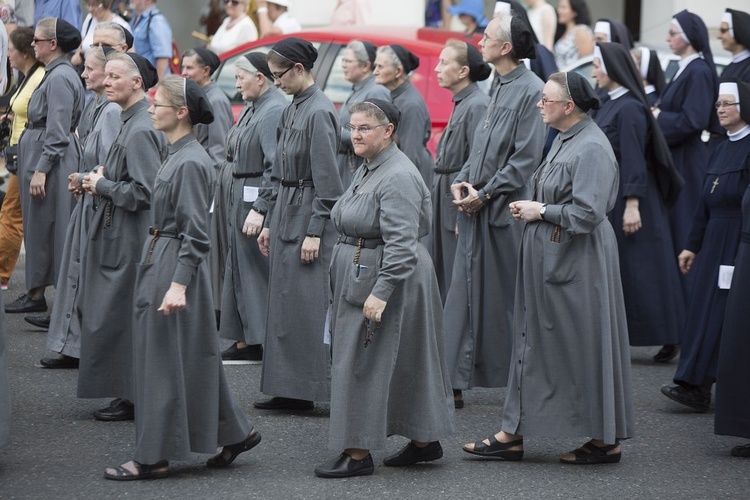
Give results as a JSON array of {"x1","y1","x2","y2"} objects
[{"x1": 0, "y1": 265, "x2": 748, "y2": 500}]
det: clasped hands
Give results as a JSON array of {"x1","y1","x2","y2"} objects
[
  {"x1": 509, "y1": 200, "x2": 544, "y2": 222},
  {"x1": 451, "y1": 181, "x2": 484, "y2": 215},
  {"x1": 80, "y1": 166, "x2": 105, "y2": 196}
]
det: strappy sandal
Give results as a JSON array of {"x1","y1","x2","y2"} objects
[
  {"x1": 462, "y1": 435, "x2": 524, "y2": 461},
  {"x1": 206, "y1": 429, "x2": 262, "y2": 468},
  {"x1": 560, "y1": 441, "x2": 621, "y2": 464},
  {"x1": 104, "y1": 460, "x2": 169, "y2": 481}
]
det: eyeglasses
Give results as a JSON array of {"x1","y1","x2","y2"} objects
[
  {"x1": 481, "y1": 33, "x2": 501, "y2": 44},
  {"x1": 667, "y1": 30, "x2": 683, "y2": 38},
  {"x1": 33, "y1": 37, "x2": 55, "y2": 44},
  {"x1": 90, "y1": 42, "x2": 114, "y2": 48},
  {"x1": 715, "y1": 101, "x2": 739, "y2": 109},
  {"x1": 541, "y1": 97, "x2": 570, "y2": 105},
  {"x1": 271, "y1": 65, "x2": 294, "y2": 80},
  {"x1": 225, "y1": 0, "x2": 241, "y2": 4},
  {"x1": 346, "y1": 124, "x2": 386, "y2": 135},
  {"x1": 719, "y1": 27, "x2": 731, "y2": 34},
  {"x1": 149, "y1": 100, "x2": 174, "y2": 109}
]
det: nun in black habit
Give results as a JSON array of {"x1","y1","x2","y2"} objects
[
  {"x1": 719, "y1": 8, "x2": 750, "y2": 83},
  {"x1": 655, "y1": 9, "x2": 719, "y2": 301},
  {"x1": 632, "y1": 47, "x2": 665, "y2": 107},
  {"x1": 592, "y1": 42, "x2": 685, "y2": 356}
]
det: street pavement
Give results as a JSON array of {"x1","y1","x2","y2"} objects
[{"x1": 0, "y1": 266, "x2": 748, "y2": 500}]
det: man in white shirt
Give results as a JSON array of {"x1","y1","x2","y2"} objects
[{"x1": 257, "y1": 0, "x2": 301, "y2": 37}]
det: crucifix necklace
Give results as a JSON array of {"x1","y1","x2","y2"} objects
[{"x1": 710, "y1": 176, "x2": 720, "y2": 194}]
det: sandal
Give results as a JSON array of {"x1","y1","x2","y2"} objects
[
  {"x1": 206, "y1": 429, "x2": 262, "y2": 468},
  {"x1": 560, "y1": 441, "x2": 621, "y2": 464},
  {"x1": 104, "y1": 460, "x2": 169, "y2": 481},
  {"x1": 462, "y1": 435, "x2": 524, "y2": 461}
]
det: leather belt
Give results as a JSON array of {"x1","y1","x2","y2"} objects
[
  {"x1": 232, "y1": 171, "x2": 263, "y2": 179},
  {"x1": 281, "y1": 178, "x2": 314, "y2": 188},
  {"x1": 148, "y1": 227, "x2": 182, "y2": 240},
  {"x1": 337, "y1": 235, "x2": 384, "y2": 249}
]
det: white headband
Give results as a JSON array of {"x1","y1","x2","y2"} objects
[
  {"x1": 722, "y1": 12, "x2": 735, "y2": 38},
  {"x1": 594, "y1": 46, "x2": 607, "y2": 76},
  {"x1": 639, "y1": 46, "x2": 650, "y2": 79},
  {"x1": 672, "y1": 18, "x2": 691, "y2": 45},
  {"x1": 494, "y1": 1, "x2": 511, "y2": 16},
  {"x1": 594, "y1": 21, "x2": 611, "y2": 42}
]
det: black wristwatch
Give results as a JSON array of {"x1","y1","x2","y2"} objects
[{"x1": 539, "y1": 204, "x2": 547, "y2": 220}]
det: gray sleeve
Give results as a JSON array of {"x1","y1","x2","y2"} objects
[
  {"x1": 252, "y1": 110, "x2": 283, "y2": 215},
  {"x1": 371, "y1": 168, "x2": 422, "y2": 302},
  {"x1": 542, "y1": 143, "x2": 618, "y2": 235},
  {"x1": 396, "y1": 99, "x2": 430, "y2": 163},
  {"x1": 36, "y1": 73, "x2": 78, "y2": 174},
  {"x1": 263, "y1": 116, "x2": 285, "y2": 229},
  {"x1": 204, "y1": 97, "x2": 233, "y2": 169},
  {"x1": 96, "y1": 128, "x2": 163, "y2": 212},
  {"x1": 307, "y1": 108, "x2": 343, "y2": 236},
  {"x1": 95, "y1": 105, "x2": 121, "y2": 166},
  {"x1": 477, "y1": 87, "x2": 545, "y2": 201},
  {"x1": 170, "y1": 160, "x2": 213, "y2": 287}
]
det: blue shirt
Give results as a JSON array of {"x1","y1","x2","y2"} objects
[
  {"x1": 130, "y1": 6, "x2": 173, "y2": 69},
  {"x1": 34, "y1": 0, "x2": 82, "y2": 27}
]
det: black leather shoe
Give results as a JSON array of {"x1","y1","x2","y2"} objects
[
  {"x1": 314, "y1": 453, "x2": 374, "y2": 478},
  {"x1": 383, "y1": 441, "x2": 443, "y2": 467},
  {"x1": 660, "y1": 384, "x2": 710, "y2": 412},
  {"x1": 653, "y1": 345, "x2": 680, "y2": 363},
  {"x1": 40, "y1": 354, "x2": 79, "y2": 369},
  {"x1": 5, "y1": 293, "x2": 47, "y2": 313},
  {"x1": 253, "y1": 397, "x2": 313, "y2": 410},
  {"x1": 221, "y1": 343, "x2": 263, "y2": 364},
  {"x1": 25, "y1": 314, "x2": 51, "y2": 329},
  {"x1": 93, "y1": 399, "x2": 135, "y2": 421}
]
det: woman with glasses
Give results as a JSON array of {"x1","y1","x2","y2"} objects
[
  {"x1": 208, "y1": 0, "x2": 257, "y2": 55},
  {"x1": 40, "y1": 45, "x2": 123, "y2": 368},
  {"x1": 104, "y1": 76, "x2": 259, "y2": 480},
  {"x1": 218, "y1": 52, "x2": 287, "y2": 363},
  {"x1": 465, "y1": 72, "x2": 634, "y2": 464},
  {"x1": 6, "y1": 19, "x2": 84, "y2": 316},
  {"x1": 591, "y1": 42, "x2": 685, "y2": 363},
  {"x1": 661, "y1": 80, "x2": 750, "y2": 414},
  {"x1": 72, "y1": 0, "x2": 130, "y2": 68},
  {"x1": 315, "y1": 99, "x2": 454, "y2": 478},
  {"x1": 254, "y1": 37, "x2": 343, "y2": 411},
  {"x1": 654, "y1": 10, "x2": 718, "y2": 326}
]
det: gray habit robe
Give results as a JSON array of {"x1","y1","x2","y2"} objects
[
  {"x1": 444, "y1": 65, "x2": 545, "y2": 389},
  {"x1": 17, "y1": 56, "x2": 84, "y2": 289},
  {"x1": 46, "y1": 94, "x2": 121, "y2": 358},
  {"x1": 432, "y1": 83, "x2": 489, "y2": 303},
  {"x1": 502, "y1": 116, "x2": 635, "y2": 444},
  {"x1": 261, "y1": 84, "x2": 343, "y2": 402},
  {"x1": 335, "y1": 74, "x2": 390, "y2": 188},
  {"x1": 219, "y1": 87, "x2": 287, "y2": 345},
  {"x1": 390, "y1": 80, "x2": 434, "y2": 189},
  {"x1": 133, "y1": 135, "x2": 251, "y2": 464},
  {"x1": 203, "y1": 81, "x2": 235, "y2": 311},
  {"x1": 0, "y1": 309, "x2": 9, "y2": 448},
  {"x1": 328, "y1": 142, "x2": 454, "y2": 450},
  {"x1": 77, "y1": 99, "x2": 167, "y2": 400}
]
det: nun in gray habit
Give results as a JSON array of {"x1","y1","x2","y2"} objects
[
  {"x1": 464, "y1": 72, "x2": 635, "y2": 465},
  {"x1": 8, "y1": 18, "x2": 83, "y2": 315},
  {"x1": 315, "y1": 99, "x2": 454, "y2": 479},
  {"x1": 78, "y1": 52, "x2": 167, "y2": 420},
  {"x1": 104, "y1": 77, "x2": 258, "y2": 481}
]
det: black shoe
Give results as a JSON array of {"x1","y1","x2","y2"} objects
[
  {"x1": 25, "y1": 314, "x2": 51, "y2": 329},
  {"x1": 653, "y1": 345, "x2": 680, "y2": 363},
  {"x1": 93, "y1": 399, "x2": 135, "y2": 421},
  {"x1": 40, "y1": 353, "x2": 79, "y2": 369},
  {"x1": 253, "y1": 397, "x2": 313, "y2": 411},
  {"x1": 5, "y1": 293, "x2": 47, "y2": 313},
  {"x1": 383, "y1": 441, "x2": 443, "y2": 467},
  {"x1": 314, "y1": 453, "x2": 374, "y2": 478},
  {"x1": 731, "y1": 443, "x2": 750, "y2": 457},
  {"x1": 221, "y1": 343, "x2": 263, "y2": 364},
  {"x1": 660, "y1": 384, "x2": 710, "y2": 412},
  {"x1": 206, "y1": 430, "x2": 262, "y2": 468}
]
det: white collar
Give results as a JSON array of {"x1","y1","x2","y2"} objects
[
  {"x1": 733, "y1": 50, "x2": 750, "y2": 64},
  {"x1": 728, "y1": 124, "x2": 750, "y2": 142},
  {"x1": 673, "y1": 53, "x2": 701, "y2": 81},
  {"x1": 608, "y1": 87, "x2": 629, "y2": 100},
  {"x1": 644, "y1": 84, "x2": 656, "y2": 94}
]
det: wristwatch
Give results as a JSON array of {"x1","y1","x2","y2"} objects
[{"x1": 539, "y1": 204, "x2": 547, "y2": 220}]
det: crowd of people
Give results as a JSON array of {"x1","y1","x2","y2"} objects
[{"x1": 1, "y1": 0, "x2": 750, "y2": 482}]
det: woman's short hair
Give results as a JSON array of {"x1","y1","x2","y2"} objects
[
  {"x1": 157, "y1": 75, "x2": 187, "y2": 110},
  {"x1": 86, "y1": 46, "x2": 108, "y2": 69},
  {"x1": 36, "y1": 18, "x2": 57, "y2": 41},
  {"x1": 9, "y1": 27, "x2": 36, "y2": 60},
  {"x1": 266, "y1": 50, "x2": 295, "y2": 71},
  {"x1": 95, "y1": 22, "x2": 127, "y2": 46},
  {"x1": 106, "y1": 52, "x2": 141, "y2": 81},
  {"x1": 376, "y1": 45, "x2": 401, "y2": 70},
  {"x1": 444, "y1": 39, "x2": 468, "y2": 67},
  {"x1": 346, "y1": 40, "x2": 369, "y2": 66}
]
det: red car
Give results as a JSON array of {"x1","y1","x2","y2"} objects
[{"x1": 214, "y1": 26, "x2": 486, "y2": 155}]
